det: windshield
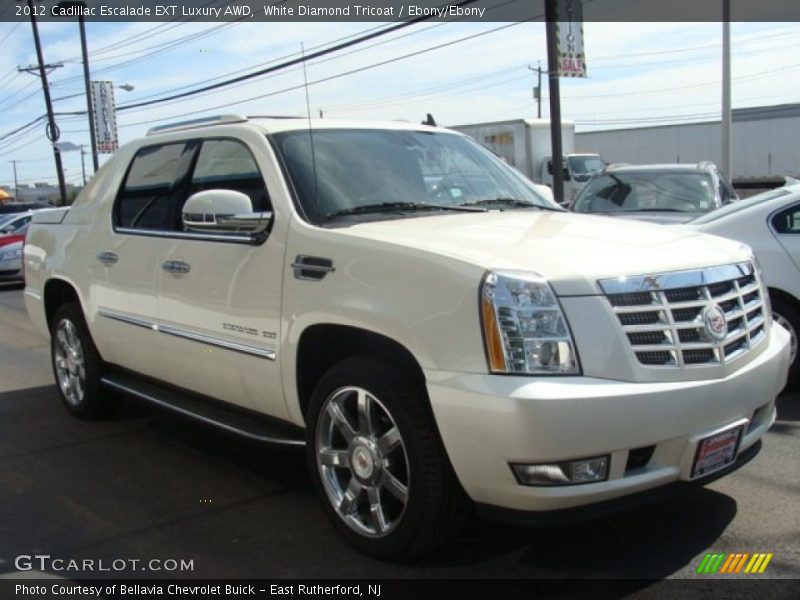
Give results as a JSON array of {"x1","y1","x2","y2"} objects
[
  {"x1": 568, "y1": 156, "x2": 606, "y2": 175},
  {"x1": 572, "y1": 171, "x2": 715, "y2": 214},
  {"x1": 272, "y1": 128, "x2": 557, "y2": 223},
  {"x1": 0, "y1": 214, "x2": 18, "y2": 228}
]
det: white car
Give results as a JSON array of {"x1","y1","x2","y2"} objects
[
  {"x1": 690, "y1": 183, "x2": 800, "y2": 388},
  {"x1": 22, "y1": 115, "x2": 791, "y2": 558}
]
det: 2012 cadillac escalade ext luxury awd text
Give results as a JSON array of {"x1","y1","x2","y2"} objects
[{"x1": 24, "y1": 116, "x2": 791, "y2": 558}]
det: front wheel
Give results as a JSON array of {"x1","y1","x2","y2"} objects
[
  {"x1": 772, "y1": 296, "x2": 799, "y2": 391},
  {"x1": 51, "y1": 303, "x2": 113, "y2": 418},
  {"x1": 306, "y1": 356, "x2": 471, "y2": 559}
]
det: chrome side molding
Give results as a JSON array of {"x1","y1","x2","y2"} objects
[{"x1": 98, "y1": 309, "x2": 276, "y2": 360}]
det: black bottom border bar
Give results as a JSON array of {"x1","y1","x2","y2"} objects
[{"x1": 1, "y1": 579, "x2": 797, "y2": 600}]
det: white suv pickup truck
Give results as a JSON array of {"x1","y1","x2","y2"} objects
[{"x1": 24, "y1": 115, "x2": 791, "y2": 558}]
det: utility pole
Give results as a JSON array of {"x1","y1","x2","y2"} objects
[
  {"x1": 528, "y1": 62, "x2": 546, "y2": 119},
  {"x1": 545, "y1": 0, "x2": 564, "y2": 205},
  {"x1": 80, "y1": 145, "x2": 87, "y2": 185},
  {"x1": 76, "y1": 1, "x2": 99, "y2": 172},
  {"x1": 22, "y1": 0, "x2": 67, "y2": 206},
  {"x1": 9, "y1": 160, "x2": 19, "y2": 201},
  {"x1": 721, "y1": 0, "x2": 732, "y2": 180}
]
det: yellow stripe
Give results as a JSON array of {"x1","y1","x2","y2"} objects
[
  {"x1": 757, "y1": 554, "x2": 773, "y2": 574},
  {"x1": 720, "y1": 554, "x2": 737, "y2": 573},
  {"x1": 744, "y1": 554, "x2": 759, "y2": 573},
  {"x1": 734, "y1": 553, "x2": 749, "y2": 573},
  {"x1": 748, "y1": 554, "x2": 766, "y2": 574}
]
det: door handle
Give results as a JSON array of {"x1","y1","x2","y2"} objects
[
  {"x1": 161, "y1": 260, "x2": 191, "y2": 275},
  {"x1": 96, "y1": 251, "x2": 118, "y2": 265}
]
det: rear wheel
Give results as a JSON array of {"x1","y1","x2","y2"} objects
[
  {"x1": 306, "y1": 356, "x2": 471, "y2": 558},
  {"x1": 772, "y1": 295, "x2": 799, "y2": 391},
  {"x1": 51, "y1": 303, "x2": 113, "y2": 418}
]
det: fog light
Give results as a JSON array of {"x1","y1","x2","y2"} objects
[{"x1": 511, "y1": 456, "x2": 609, "y2": 486}]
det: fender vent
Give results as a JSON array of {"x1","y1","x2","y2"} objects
[{"x1": 291, "y1": 255, "x2": 334, "y2": 281}]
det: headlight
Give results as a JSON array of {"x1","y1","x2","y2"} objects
[
  {"x1": 0, "y1": 247, "x2": 21, "y2": 261},
  {"x1": 480, "y1": 270, "x2": 580, "y2": 375}
]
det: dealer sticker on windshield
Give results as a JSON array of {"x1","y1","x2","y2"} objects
[{"x1": 691, "y1": 424, "x2": 745, "y2": 479}]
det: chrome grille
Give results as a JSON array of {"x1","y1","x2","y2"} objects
[{"x1": 599, "y1": 262, "x2": 767, "y2": 368}]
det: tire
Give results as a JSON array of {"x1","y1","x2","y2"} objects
[
  {"x1": 51, "y1": 303, "x2": 113, "y2": 418},
  {"x1": 771, "y1": 295, "x2": 799, "y2": 391},
  {"x1": 306, "y1": 356, "x2": 471, "y2": 559}
]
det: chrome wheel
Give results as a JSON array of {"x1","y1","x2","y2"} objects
[
  {"x1": 774, "y1": 311, "x2": 798, "y2": 365},
  {"x1": 53, "y1": 319, "x2": 86, "y2": 407},
  {"x1": 316, "y1": 386, "x2": 410, "y2": 538}
]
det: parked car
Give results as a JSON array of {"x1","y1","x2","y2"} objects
[
  {"x1": 571, "y1": 162, "x2": 738, "y2": 223},
  {"x1": 686, "y1": 183, "x2": 800, "y2": 388},
  {"x1": 0, "y1": 211, "x2": 33, "y2": 237},
  {"x1": 0, "y1": 237, "x2": 24, "y2": 281},
  {"x1": 23, "y1": 116, "x2": 790, "y2": 558}
]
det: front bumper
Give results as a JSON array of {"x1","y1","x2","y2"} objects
[
  {"x1": 0, "y1": 255, "x2": 22, "y2": 280},
  {"x1": 425, "y1": 324, "x2": 790, "y2": 512}
]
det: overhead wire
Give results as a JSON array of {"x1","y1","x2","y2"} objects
[
  {"x1": 114, "y1": 0, "x2": 484, "y2": 113},
  {"x1": 115, "y1": 19, "x2": 534, "y2": 129},
  {"x1": 112, "y1": 0, "x2": 521, "y2": 108}
]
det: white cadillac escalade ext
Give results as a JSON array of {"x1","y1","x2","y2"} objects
[{"x1": 24, "y1": 116, "x2": 791, "y2": 559}]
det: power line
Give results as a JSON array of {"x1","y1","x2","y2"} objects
[
  {"x1": 51, "y1": 0, "x2": 282, "y2": 85},
  {"x1": 0, "y1": 22, "x2": 21, "y2": 47},
  {"x1": 116, "y1": 20, "x2": 532, "y2": 130},
  {"x1": 52, "y1": 0, "x2": 228, "y2": 64},
  {"x1": 0, "y1": 116, "x2": 47, "y2": 144},
  {"x1": 114, "y1": 0, "x2": 521, "y2": 109},
  {"x1": 115, "y1": 0, "x2": 482, "y2": 113}
]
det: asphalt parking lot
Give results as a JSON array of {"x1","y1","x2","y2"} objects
[{"x1": 0, "y1": 282, "x2": 798, "y2": 584}]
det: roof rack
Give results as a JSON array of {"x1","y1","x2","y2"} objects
[{"x1": 146, "y1": 114, "x2": 248, "y2": 136}]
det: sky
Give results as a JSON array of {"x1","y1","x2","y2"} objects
[{"x1": 0, "y1": 14, "x2": 799, "y2": 189}]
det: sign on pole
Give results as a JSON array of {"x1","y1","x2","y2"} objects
[
  {"x1": 90, "y1": 81, "x2": 119, "y2": 153},
  {"x1": 556, "y1": 0, "x2": 587, "y2": 78}
]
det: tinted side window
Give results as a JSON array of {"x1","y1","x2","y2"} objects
[
  {"x1": 116, "y1": 143, "x2": 191, "y2": 229},
  {"x1": 772, "y1": 204, "x2": 800, "y2": 234},
  {"x1": 187, "y1": 140, "x2": 270, "y2": 212}
]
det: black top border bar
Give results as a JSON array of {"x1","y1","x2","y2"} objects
[{"x1": 4, "y1": 0, "x2": 800, "y2": 23}]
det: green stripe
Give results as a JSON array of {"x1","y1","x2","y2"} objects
[
  {"x1": 697, "y1": 554, "x2": 712, "y2": 574},
  {"x1": 709, "y1": 554, "x2": 727, "y2": 573}
]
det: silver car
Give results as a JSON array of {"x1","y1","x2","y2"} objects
[{"x1": 571, "y1": 162, "x2": 738, "y2": 224}]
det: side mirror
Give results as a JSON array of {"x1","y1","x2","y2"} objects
[
  {"x1": 1, "y1": 225, "x2": 14, "y2": 234},
  {"x1": 182, "y1": 190, "x2": 272, "y2": 236}
]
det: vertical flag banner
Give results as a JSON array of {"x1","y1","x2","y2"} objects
[
  {"x1": 556, "y1": 0, "x2": 587, "y2": 77},
  {"x1": 90, "y1": 81, "x2": 120, "y2": 153}
]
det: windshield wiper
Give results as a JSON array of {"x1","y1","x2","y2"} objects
[
  {"x1": 325, "y1": 202, "x2": 484, "y2": 220},
  {"x1": 460, "y1": 198, "x2": 563, "y2": 211}
]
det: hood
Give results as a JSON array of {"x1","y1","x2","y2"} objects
[{"x1": 333, "y1": 211, "x2": 748, "y2": 296}]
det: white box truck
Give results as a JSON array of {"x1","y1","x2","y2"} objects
[{"x1": 451, "y1": 119, "x2": 605, "y2": 205}]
